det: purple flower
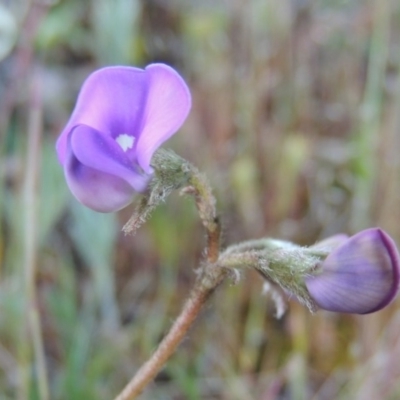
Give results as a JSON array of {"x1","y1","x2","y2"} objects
[
  {"x1": 56, "y1": 64, "x2": 191, "y2": 212},
  {"x1": 305, "y1": 228, "x2": 400, "y2": 314}
]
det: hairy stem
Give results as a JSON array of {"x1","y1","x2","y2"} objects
[
  {"x1": 187, "y1": 168, "x2": 220, "y2": 263},
  {"x1": 114, "y1": 160, "x2": 222, "y2": 399},
  {"x1": 114, "y1": 267, "x2": 226, "y2": 400}
]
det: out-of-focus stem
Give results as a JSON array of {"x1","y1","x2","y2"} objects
[
  {"x1": 21, "y1": 73, "x2": 49, "y2": 400},
  {"x1": 351, "y1": 0, "x2": 390, "y2": 231},
  {"x1": 287, "y1": 303, "x2": 308, "y2": 400}
]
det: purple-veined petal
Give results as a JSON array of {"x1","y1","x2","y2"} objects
[
  {"x1": 64, "y1": 125, "x2": 149, "y2": 212},
  {"x1": 56, "y1": 66, "x2": 149, "y2": 165},
  {"x1": 305, "y1": 228, "x2": 400, "y2": 314},
  {"x1": 135, "y1": 64, "x2": 192, "y2": 173}
]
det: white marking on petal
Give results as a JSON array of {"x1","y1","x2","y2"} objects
[{"x1": 116, "y1": 134, "x2": 135, "y2": 152}]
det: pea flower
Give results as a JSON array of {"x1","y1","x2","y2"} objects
[
  {"x1": 56, "y1": 64, "x2": 191, "y2": 212},
  {"x1": 305, "y1": 228, "x2": 400, "y2": 314}
]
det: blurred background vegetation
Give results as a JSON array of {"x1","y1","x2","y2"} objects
[{"x1": 1, "y1": 0, "x2": 400, "y2": 399}]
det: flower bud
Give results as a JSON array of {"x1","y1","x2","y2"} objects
[{"x1": 305, "y1": 228, "x2": 400, "y2": 314}]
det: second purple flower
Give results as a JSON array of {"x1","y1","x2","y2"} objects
[{"x1": 305, "y1": 228, "x2": 400, "y2": 314}]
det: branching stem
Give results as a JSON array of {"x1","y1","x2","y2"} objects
[{"x1": 114, "y1": 159, "x2": 223, "y2": 400}]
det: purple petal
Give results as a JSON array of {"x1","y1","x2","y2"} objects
[
  {"x1": 56, "y1": 64, "x2": 191, "y2": 172},
  {"x1": 64, "y1": 125, "x2": 149, "y2": 212},
  {"x1": 65, "y1": 156, "x2": 135, "y2": 213},
  {"x1": 56, "y1": 66, "x2": 148, "y2": 165},
  {"x1": 135, "y1": 64, "x2": 191, "y2": 173},
  {"x1": 305, "y1": 228, "x2": 400, "y2": 314},
  {"x1": 69, "y1": 124, "x2": 149, "y2": 191}
]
